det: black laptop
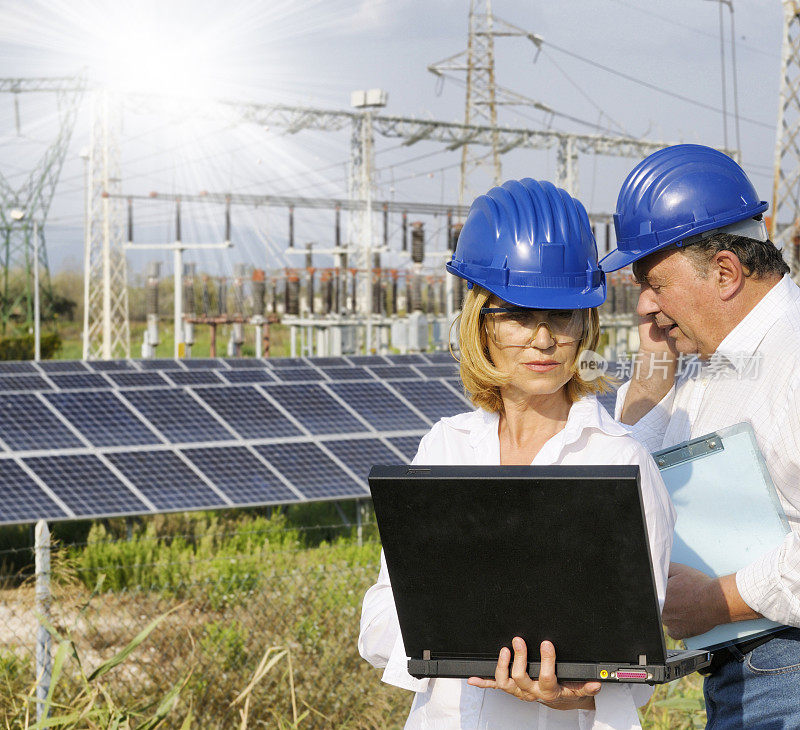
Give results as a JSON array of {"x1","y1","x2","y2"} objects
[{"x1": 368, "y1": 464, "x2": 711, "y2": 684}]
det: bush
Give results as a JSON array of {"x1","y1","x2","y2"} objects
[{"x1": 0, "y1": 332, "x2": 61, "y2": 360}]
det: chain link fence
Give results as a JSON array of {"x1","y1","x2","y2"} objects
[{"x1": 0, "y1": 511, "x2": 410, "y2": 728}]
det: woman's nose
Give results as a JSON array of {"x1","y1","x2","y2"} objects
[{"x1": 531, "y1": 323, "x2": 556, "y2": 349}]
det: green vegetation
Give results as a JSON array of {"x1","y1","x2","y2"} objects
[{"x1": 0, "y1": 510, "x2": 706, "y2": 728}]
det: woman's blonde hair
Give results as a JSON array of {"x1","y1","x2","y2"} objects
[{"x1": 456, "y1": 284, "x2": 614, "y2": 413}]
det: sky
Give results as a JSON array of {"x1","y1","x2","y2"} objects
[{"x1": 0, "y1": 0, "x2": 787, "y2": 280}]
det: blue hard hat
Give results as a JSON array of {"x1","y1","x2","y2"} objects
[
  {"x1": 446, "y1": 178, "x2": 605, "y2": 309},
  {"x1": 601, "y1": 144, "x2": 768, "y2": 272}
]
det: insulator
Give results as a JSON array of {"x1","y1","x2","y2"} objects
[
  {"x1": 202, "y1": 276, "x2": 211, "y2": 316},
  {"x1": 145, "y1": 261, "x2": 160, "y2": 318},
  {"x1": 183, "y1": 262, "x2": 195, "y2": 315},
  {"x1": 252, "y1": 269, "x2": 266, "y2": 316},
  {"x1": 286, "y1": 273, "x2": 300, "y2": 316},
  {"x1": 410, "y1": 274, "x2": 423, "y2": 313},
  {"x1": 390, "y1": 271, "x2": 398, "y2": 315},
  {"x1": 307, "y1": 268, "x2": 315, "y2": 315},
  {"x1": 372, "y1": 268, "x2": 382, "y2": 315},
  {"x1": 218, "y1": 278, "x2": 228, "y2": 316},
  {"x1": 452, "y1": 222, "x2": 463, "y2": 251},
  {"x1": 425, "y1": 278, "x2": 435, "y2": 314},
  {"x1": 175, "y1": 198, "x2": 182, "y2": 242},
  {"x1": 411, "y1": 221, "x2": 424, "y2": 264},
  {"x1": 402, "y1": 211, "x2": 408, "y2": 252}
]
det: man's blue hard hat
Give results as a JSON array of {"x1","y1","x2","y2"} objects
[
  {"x1": 446, "y1": 178, "x2": 605, "y2": 309},
  {"x1": 601, "y1": 144, "x2": 768, "y2": 272}
]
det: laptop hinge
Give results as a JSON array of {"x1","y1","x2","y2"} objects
[
  {"x1": 638, "y1": 654, "x2": 647, "y2": 666},
  {"x1": 423, "y1": 650, "x2": 431, "y2": 660}
]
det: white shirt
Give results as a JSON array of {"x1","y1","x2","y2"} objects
[
  {"x1": 614, "y1": 274, "x2": 800, "y2": 627},
  {"x1": 359, "y1": 395, "x2": 676, "y2": 730}
]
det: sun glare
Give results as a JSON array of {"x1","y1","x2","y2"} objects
[{"x1": 90, "y1": 6, "x2": 224, "y2": 98}]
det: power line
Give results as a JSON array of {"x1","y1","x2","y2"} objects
[{"x1": 542, "y1": 40, "x2": 774, "y2": 131}]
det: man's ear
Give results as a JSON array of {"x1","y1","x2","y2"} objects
[{"x1": 713, "y1": 250, "x2": 744, "y2": 301}]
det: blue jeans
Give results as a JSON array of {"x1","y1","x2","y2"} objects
[{"x1": 704, "y1": 628, "x2": 800, "y2": 729}]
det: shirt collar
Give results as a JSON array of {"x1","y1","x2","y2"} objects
[
  {"x1": 459, "y1": 394, "x2": 630, "y2": 451},
  {"x1": 715, "y1": 274, "x2": 792, "y2": 373}
]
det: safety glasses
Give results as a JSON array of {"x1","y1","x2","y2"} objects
[{"x1": 481, "y1": 306, "x2": 587, "y2": 347}]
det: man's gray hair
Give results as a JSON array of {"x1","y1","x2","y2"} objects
[{"x1": 678, "y1": 233, "x2": 790, "y2": 279}]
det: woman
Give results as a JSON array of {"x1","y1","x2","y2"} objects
[{"x1": 359, "y1": 179, "x2": 675, "y2": 729}]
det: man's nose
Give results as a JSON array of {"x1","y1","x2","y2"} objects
[{"x1": 637, "y1": 286, "x2": 660, "y2": 318}]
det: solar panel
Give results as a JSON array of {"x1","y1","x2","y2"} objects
[
  {"x1": 424, "y1": 351, "x2": 456, "y2": 363},
  {"x1": 317, "y1": 366, "x2": 374, "y2": 381},
  {"x1": 598, "y1": 391, "x2": 618, "y2": 415},
  {"x1": 162, "y1": 370, "x2": 223, "y2": 386},
  {"x1": 414, "y1": 363, "x2": 460, "y2": 379},
  {"x1": 266, "y1": 357, "x2": 307, "y2": 368},
  {"x1": 38, "y1": 360, "x2": 88, "y2": 373},
  {"x1": 24, "y1": 454, "x2": 148, "y2": 517},
  {"x1": 220, "y1": 369, "x2": 276, "y2": 384},
  {"x1": 181, "y1": 358, "x2": 225, "y2": 370},
  {"x1": 0, "y1": 460, "x2": 68, "y2": 524},
  {"x1": 270, "y1": 367, "x2": 325, "y2": 382},
  {"x1": 347, "y1": 355, "x2": 390, "y2": 366},
  {"x1": 256, "y1": 442, "x2": 366, "y2": 499},
  {"x1": 0, "y1": 394, "x2": 84, "y2": 451},
  {"x1": 384, "y1": 435, "x2": 421, "y2": 461},
  {"x1": 265, "y1": 384, "x2": 365, "y2": 435},
  {"x1": 323, "y1": 438, "x2": 405, "y2": 485},
  {"x1": 0, "y1": 374, "x2": 52, "y2": 392},
  {"x1": 49, "y1": 373, "x2": 110, "y2": 390},
  {"x1": 306, "y1": 356, "x2": 348, "y2": 367},
  {"x1": 46, "y1": 391, "x2": 160, "y2": 447},
  {"x1": 385, "y1": 353, "x2": 427, "y2": 365},
  {"x1": 106, "y1": 372, "x2": 170, "y2": 388},
  {"x1": 87, "y1": 360, "x2": 138, "y2": 372},
  {"x1": 389, "y1": 380, "x2": 470, "y2": 421},
  {"x1": 222, "y1": 358, "x2": 269, "y2": 369},
  {"x1": 183, "y1": 446, "x2": 300, "y2": 505},
  {"x1": 366, "y1": 365, "x2": 419, "y2": 381},
  {"x1": 0, "y1": 362, "x2": 37, "y2": 373},
  {"x1": 107, "y1": 451, "x2": 227, "y2": 511},
  {"x1": 137, "y1": 358, "x2": 183, "y2": 371},
  {"x1": 193, "y1": 386, "x2": 303, "y2": 439},
  {"x1": 120, "y1": 389, "x2": 234, "y2": 443},
  {"x1": 326, "y1": 381, "x2": 430, "y2": 431}
]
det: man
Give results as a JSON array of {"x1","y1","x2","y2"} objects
[{"x1": 601, "y1": 144, "x2": 800, "y2": 729}]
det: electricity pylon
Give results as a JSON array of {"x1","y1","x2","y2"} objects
[
  {"x1": 772, "y1": 0, "x2": 800, "y2": 277},
  {"x1": 428, "y1": 0, "x2": 543, "y2": 204},
  {"x1": 0, "y1": 76, "x2": 85, "y2": 333},
  {"x1": 83, "y1": 89, "x2": 130, "y2": 359}
]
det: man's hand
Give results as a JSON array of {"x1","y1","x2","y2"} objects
[
  {"x1": 467, "y1": 638, "x2": 600, "y2": 711},
  {"x1": 619, "y1": 315, "x2": 678, "y2": 425},
  {"x1": 663, "y1": 563, "x2": 761, "y2": 639}
]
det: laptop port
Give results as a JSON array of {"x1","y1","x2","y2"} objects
[{"x1": 614, "y1": 670, "x2": 650, "y2": 680}]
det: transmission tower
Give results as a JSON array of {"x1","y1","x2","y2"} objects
[
  {"x1": 0, "y1": 76, "x2": 85, "y2": 333},
  {"x1": 83, "y1": 89, "x2": 130, "y2": 359},
  {"x1": 429, "y1": 0, "x2": 542, "y2": 205},
  {"x1": 772, "y1": 0, "x2": 800, "y2": 276}
]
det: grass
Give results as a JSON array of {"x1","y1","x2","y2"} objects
[{"x1": 50, "y1": 320, "x2": 294, "y2": 360}]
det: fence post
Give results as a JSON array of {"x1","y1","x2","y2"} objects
[{"x1": 35, "y1": 520, "x2": 52, "y2": 722}]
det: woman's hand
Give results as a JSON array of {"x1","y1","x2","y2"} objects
[{"x1": 467, "y1": 637, "x2": 601, "y2": 711}]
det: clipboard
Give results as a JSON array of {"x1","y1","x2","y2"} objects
[{"x1": 652, "y1": 422, "x2": 790, "y2": 651}]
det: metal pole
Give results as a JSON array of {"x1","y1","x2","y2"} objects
[
  {"x1": 34, "y1": 520, "x2": 51, "y2": 722},
  {"x1": 100, "y1": 92, "x2": 112, "y2": 360},
  {"x1": 174, "y1": 245, "x2": 182, "y2": 358},
  {"x1": 33, "y1": 220, "x2": 40, "y2": 361},
  {"x1": 81, "y1": 149, "x2": 91, "y2": 360}
]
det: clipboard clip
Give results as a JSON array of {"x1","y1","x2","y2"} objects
[{"x1": 653, "y1": 434, "x2": 724, "y2": 470}]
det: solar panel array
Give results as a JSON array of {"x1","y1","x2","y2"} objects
[{"x1": 0, "y1": 354, "x2": 469, "y2": 525}]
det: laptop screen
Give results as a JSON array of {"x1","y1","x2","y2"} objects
[{"x1": 369, "y1": 465, "x2": 666, "y2": 666}]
